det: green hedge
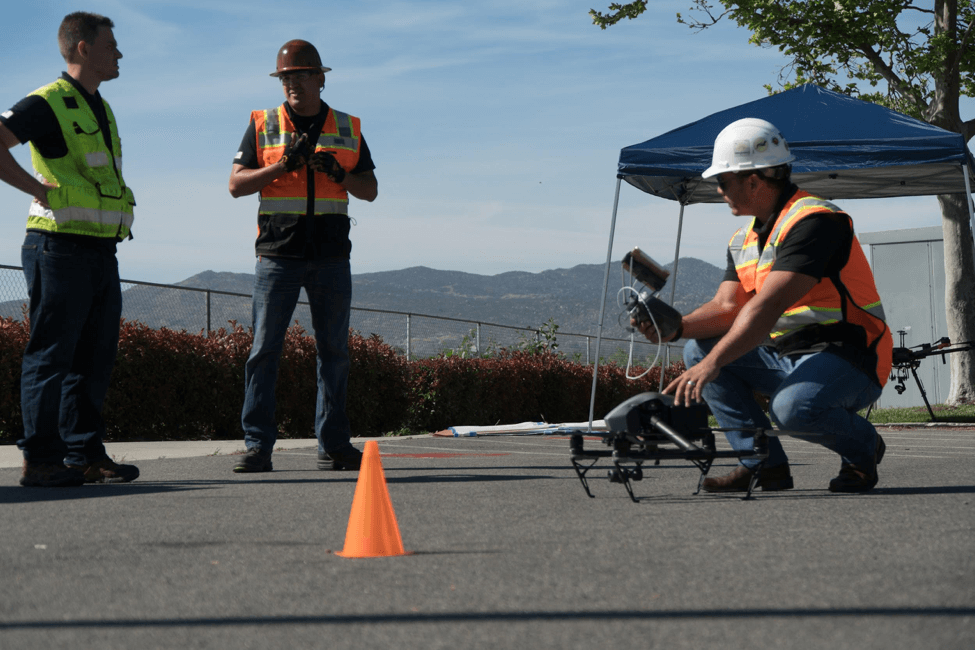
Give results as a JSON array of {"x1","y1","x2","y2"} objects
[{"x1": 0, "y1": 316, "x2": 683, "y2": 444}]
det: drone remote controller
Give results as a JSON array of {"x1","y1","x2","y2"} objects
[{"x1": 622, "y1": 247, "x2": 669, "y2": 292}]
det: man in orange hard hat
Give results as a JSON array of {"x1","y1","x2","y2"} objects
[{"x1": 229, "y1": 39, "x2": 378, "y2": 473}]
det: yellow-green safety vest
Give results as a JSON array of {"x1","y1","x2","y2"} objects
[{"x1": 26, "y1": 78, "x2": 135, "y2": 239}]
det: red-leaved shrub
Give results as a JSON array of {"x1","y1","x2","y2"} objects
[
  {"x1": 0, "y1": 316, "x2": 29, "y2": 442},
  {"x1": 0, "y1": 318, "x2": 685, "y2": 443},
  {"x1": 405, "y1": 349, "x2": 684, "y2": 432},
  {"x1": 102, "y1": 320, "x2": 252, "y2": 441}
]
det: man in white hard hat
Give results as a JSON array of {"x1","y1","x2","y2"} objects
[{"x1": 634, "y1": 118, "x2": 892, "y2": 493}]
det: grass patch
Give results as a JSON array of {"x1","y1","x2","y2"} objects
[
  {"x1": 863, "y1": 403, "x2": 975, "y2": 424},
  {"x1": 705, "y1": 403, "x2": 975, "y2": 429}
]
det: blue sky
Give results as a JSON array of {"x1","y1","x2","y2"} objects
[{"x1": 1, "y1": 0, "x2": 972, "y2": 284}]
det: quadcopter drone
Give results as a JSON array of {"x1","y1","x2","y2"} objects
[
  {"x1": 568, "y1": 392, "x2": 779, "y2": 502},
  {"x1": 884, "y1": 328, "x2": 975, "y2": 421}
]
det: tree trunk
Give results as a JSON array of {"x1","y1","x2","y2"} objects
[{"x1": 938, "y1": 191, "x2": 975, "y2": 404}]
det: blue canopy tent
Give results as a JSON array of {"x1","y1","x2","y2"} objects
[{"x1": 587, "y1": 84, "x2": 975, "y2": 425}]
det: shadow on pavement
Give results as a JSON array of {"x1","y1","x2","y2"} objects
[
  {"x1": 0, "y1": 482, "x2": 225, "y2": 504},
  {"x1": 3, "y1": 606, "x2": 974, "y2": 630},
  {"x1": 0, "y1": 476, "x2": 351, "y2": 503},
  {"x1": 871, "y1": 485, "x2": 975, "y2": 495}
]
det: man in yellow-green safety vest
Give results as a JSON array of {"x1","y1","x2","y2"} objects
[{"x1": 0, "y1": 12, "x2": 139, "y2": 487}]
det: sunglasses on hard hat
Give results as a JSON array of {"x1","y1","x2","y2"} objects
[
  {"x1": 716, "y1": 171, "x2": 756, "y2": 192},
  {"x1": 279, "y1": 71, "x2": 317, "y2": 85}
]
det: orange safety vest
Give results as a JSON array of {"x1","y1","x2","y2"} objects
[
  {"x1": 250, "y1": 104, "x2": 362, "y2": 258},
  {"x1": 252, "y1": 103, "x2": 361, "y2": 216},
  {"x1": 728, "y1": 190, "x2": 893, "y2": 386}
]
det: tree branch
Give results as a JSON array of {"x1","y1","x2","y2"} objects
[
  {"x1": 677, "y1": 2, "x2": 732, "y2": 31},
  {"x1": 962, "y1": 117, "x2": 975, "y2": 143},
  {"x1": 903, "y1": 3, "x2": 935, "y2": 15},
  {"x1": 589, "y1": 1, "x2": 648, "y2": 29},
  {"x1": 855, "y1": 42, "x2": 930, "y2": 113},
  {"x1": 949, "y1": 19, "x2": 975, "y2": 75}
]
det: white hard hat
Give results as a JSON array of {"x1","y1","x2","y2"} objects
[{"x1": 702, "y1": 118, "x2": 796, "y2": 179}]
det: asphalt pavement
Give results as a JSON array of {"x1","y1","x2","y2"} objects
[{"x1": 1, "y1": 427, "x2": 973, "y2": 649}]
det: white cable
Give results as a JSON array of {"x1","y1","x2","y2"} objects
[{"x1": 616, "y1": 286, "x2": 663, "y2": 380}]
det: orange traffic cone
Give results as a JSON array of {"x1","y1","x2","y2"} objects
[{"x1": 336, "y1": 440, "x2": 409, "y2": 558}]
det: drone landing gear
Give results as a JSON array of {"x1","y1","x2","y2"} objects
[{"x1": 570, "y1": 451, "x2": 648, "y2": 503}]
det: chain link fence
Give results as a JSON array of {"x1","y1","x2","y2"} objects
[{"x1": 0, "y1": 264, "x2": 681, "y2": 366}]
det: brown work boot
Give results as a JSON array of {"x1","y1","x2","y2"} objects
[
  {"x1": 67, "y1": 457, "x2": 140, "y2": 483},
  {"x1": 232, "y1": 448, "x2": 273, "y2": 473},
  {"x1": 701, "y1": 462, "x2": 794, "y2": 493},
  {"x1": 319, "y1": 445, "x2": 362, "y2": 471},
  {"x1": 20, "y1": 462, "x2": 86, "y2": 488},
  {"x1": 828, "y1": 434, "x2": 885, "y2": 493}
]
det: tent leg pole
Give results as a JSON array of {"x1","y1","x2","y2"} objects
[
  {"x1": 588, "y1": 178, "x2": 623, "y2": 431},
  {"x1": 660, "y1": 202, "x2": 687, "y2": 391},
  {"x1": 964, "y1": 165, "x2": 975, "y2": 262}
]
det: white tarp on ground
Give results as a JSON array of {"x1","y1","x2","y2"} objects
[{"x1": 434, "y1": 420, "x2": 609, "y2": 437}]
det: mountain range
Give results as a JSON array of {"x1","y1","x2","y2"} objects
[{"x1": 0, "y1": 258, "x2": 724, "y2": 355}]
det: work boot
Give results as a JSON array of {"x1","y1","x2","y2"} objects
[
  {"x1": 233, "y1": 448, "x2": 273, "y2": 473},
  {"x1": 701, "y1": 462, "x2": 794, "y2": 493},
  {"x1": 829, "y1": 434, "x2": 886, "y2": 493},
  {"x1": 67, "y1": 457, "x2": 140, "y2": 483},
  {"x1": 319, "y1": 445, "x2": 362, "y2": 471},
  {"x1": 20, "y1": 462, "x2": 86, "y2": 488}
]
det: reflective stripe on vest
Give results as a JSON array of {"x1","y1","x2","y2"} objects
[
  {"x1": 729, "y1": 221, "x2": 759, "y2": 277},
  {"x1": 257, "y1": 197, "x2": 350, "y2": 214},
  {"x1": 259, "y1": 109, "x2": 358, "y2": 152},
  {"x1": 254, "y1": 104, "x2": 361, "y2": 217},
  {"x1": 26, "y1": 79, "x2": 134, "y2": 238},
  {"x1": 771, "y1": 299, "x2": 887, "y2": 338},
  {"x1": 318, "y1": 110, "x2": 357, "y2": 151},
  {"x1": 85, "y1": 151, "x2": 109, "y2": 167},
  {"x1": 28, "y1": 202, "x2": 133, "y2": 228}
]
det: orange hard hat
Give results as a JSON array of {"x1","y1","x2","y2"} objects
[{"x1": 270, "y1": 39, "x2": 331, "y2": 77}]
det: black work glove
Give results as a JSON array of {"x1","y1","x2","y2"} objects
[
  {"x1": 281, "y1": 132, "x2": 311, "y2": 172},
  {"x1": 309, "y1": 151, "x2": 346, "y2": 184},
  {"x1": 630, "y1": 295, "x2": 683, "y2": 342}
]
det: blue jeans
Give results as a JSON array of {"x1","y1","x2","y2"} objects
[
  {"x1": 18, "y1": 232, "x2": 121, "y2": 466},
  {"x1": 241, "y1": 256, "x2": 352, "y2": 454},
  {"x1": 684, "y1": 338, "x2": 882, "y2": 470}
]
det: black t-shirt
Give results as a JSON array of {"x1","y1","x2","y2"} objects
[
  {"x1": 0, "y1": 72, "x2": 114, "y2": 159},
  {"x1": 722, "y1": 187, "x2": 852, "y2": 284},
  {"x1": 234, "y1": 100, "x2": 375, "y2": 174}
]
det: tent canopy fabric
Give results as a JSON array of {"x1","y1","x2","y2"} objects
[{"x1": 618, "y1": 84, "x2": 975, "y2": 204}]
